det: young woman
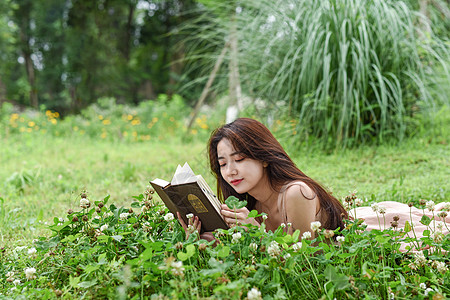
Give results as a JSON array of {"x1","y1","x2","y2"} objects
[{"x1": 178, "y1": 118, "x2": 348, "y2": 238}]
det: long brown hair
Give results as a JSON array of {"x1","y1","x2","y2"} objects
[{"x1": 208, "y1": 118, "x2": 348, "y2": 231}]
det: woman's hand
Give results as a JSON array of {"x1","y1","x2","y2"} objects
[
  {"x1": 176, "y1": 212, "x2": 216, "y2": 242},
  {"x1": 177, "y1": 212, "x2": 201, "y2": 239},
  {"x1": 221, "y1": 204, "x2": 260, "y2": 227}
]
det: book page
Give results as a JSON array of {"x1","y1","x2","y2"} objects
[
  {"x1": 171, "y1": 162, "x2": 198, "y2": 185},
  {"x1": 197, "y1": 175, "x2": 223, "y2": 218}
]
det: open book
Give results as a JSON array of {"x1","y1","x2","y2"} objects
[{"x1": 150, "y1": 163, "x2": 228, "y2": 232}]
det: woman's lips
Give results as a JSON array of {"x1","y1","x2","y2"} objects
[{"x1": 230, "y1": 179, "x2": 243, "y2": 186}]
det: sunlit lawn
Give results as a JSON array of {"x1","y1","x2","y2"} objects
[{"x1": 1, "y1": 122, "x2": 448, "y2": 246}]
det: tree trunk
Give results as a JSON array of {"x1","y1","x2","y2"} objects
[
  {"x1": 16, "y1": 0, "x2": 38, "y2": 108},
  {"x1": 0, "y1": 76, "x2": 6, "y2": 105},
  {"x1": 228, "y1": 13, "x2": 243, "y2": 116},
  {"x1": 419, "y1": 0, "x2": 432, "y2": 35},
  {"x1": 187, "y1": 45, "x2": 228, "y2": 130}
]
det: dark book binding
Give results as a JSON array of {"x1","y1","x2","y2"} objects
[{"x1": 150, "y1": 174, "x2": 228, "y2": 232}]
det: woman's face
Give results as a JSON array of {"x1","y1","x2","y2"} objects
[{"x1": 217, "y1": 138, "x2": 267, "y2": 196}]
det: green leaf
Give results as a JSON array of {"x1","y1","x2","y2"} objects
[
  {"x1": 83, "y1": 265, "x2": 99, "y2": 274},
  {"x1": 404, "y1": 221, "x2": 411, "y2": 232},
  {"x1": 177, "y1": 244, "x2": 196, "y2": 261},
  {"x1": 324, "y1": 265, "x2": 350, "y2": 291},
  {"x1": 420, "y1": 215, "x2": 431, "y2": 226},
  {"x1": 98, "y1": 253, "x2": 107, "y2": 265},
  {"x1": 248, "y1": 210, "x2": 258, "y2": 218},
  {"x1": 177, "y1": 251, "x2": 189, "y2": 261},
  {"x1": 131, "y1": 201, "x2": 141, "y2": 208},
  {"x1": 217, "y1": 246, "x2": 230, "y2": 258},
  {"x1": 186, "y1": 244, "x2": 196, "y2": 256},
  {"x1": 292, "y1": 230, "x2": 300, "y2": 241},
  {"x1": 111, "y1": 235, "x2": 123, "y2": 242},
  {"x1": 225, "y1": 196, "x2": 247, "y2": 209},
  {"x1": 96, "y1": 235, "x2": 110, "y2": 243},
  {"x1": 78, "y1": 280, "x2": 97, "y2": 288},
  {"x1": 69, "y1": 276, "x2": 80, "y2": 288},
  {"x1": 423, "y1": 230, "x2": 430, "y2": 237},
  {"x1": 140, "y1": 248, "x2": 154, "y2": 261}
]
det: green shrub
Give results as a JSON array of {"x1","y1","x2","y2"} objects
[{"x1": 181, "y1": 0, "x2": 449, "y2": 148}]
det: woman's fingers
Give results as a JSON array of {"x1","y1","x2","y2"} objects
[{"x1": 177, "y1": 212, "x2": 188, "y2": 230}]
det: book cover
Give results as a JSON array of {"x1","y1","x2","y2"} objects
[{"x1": 150, "y1": 163, "x2": 228, "y2": 232}]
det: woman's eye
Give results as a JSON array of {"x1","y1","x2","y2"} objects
[
  {"x1": 235, "y1": 158, "x2": 245, "y2": 162},
  {"x1": 219, "y1": 163, "x2": 226, "y2": 168}
]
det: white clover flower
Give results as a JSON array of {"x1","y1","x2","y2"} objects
[
  {"x1": 247, "y1": 287, "x2": 262, "y2": 300},
  {"x1": 164, "y1": 212, "x2": 174, "y2": 222},
  {"x1": 58, "y1": 217, "x2": 64, "y2": 223},
  {"x1": 13, "y1": 279, "x2": 21, "y2": 285},
  {"x1": 103, "y1": 211, "x2": 113, "y2": 218},
  {"x1": 371, "y1": 203, "x2": 380, "y2": 212},
  {"x1": 424, "y1": 288, "x2": 433, "y2": 296},
  {"x1": 378, "y1": 206, "x2": 386, "y2": 214},
  {"x1": 432, "y1": 261, "x2": 448, "y2": 274},
  {"x1": 336, "y1": 236, "x2": 345, "y2": 243},
  {"x1": 186, "y1": 213, "x2": 194, "y2": 219},
  {"x1": 100, "y1": 224, "x2": 108, "y2": 232},
  {"x1": 93, "y1": 216, "x2": 100, "y2": 220},
  {"x1": 80, "y1": 198, "x2": 90, "y2": 209},
  {"x1": 120, "y1": 212, "x2": 129, "y2": 220},
  {"x1": 287, "y1": 222, "x2": 292, "y2": 227},
  {"x1": 442, "y1": 202, "x2": 450, "y2": 211},
  {"x1": 232, "y1": 232, "x2": 242, "y2": 243},
  {"x1": 389, "y1": 292, "x2": 394, "y2": 300},
  {"x1": 426, "y1": 200, "x2": 435, "y2": 211},
  {"x1": 249, "y1": 242, "x2": 258, "y2": 251},
  {"x1": 283, "y1": 253, "x2": 291, "y2": 260},
  {"x1": 14, "y1": 246, "x2": 27, "y2": 252},
  {"x1": 302, "y1": 231, "x2": 312, "y2": 240},
  {"x1": 141, "y1": 205, "x2": 149, "y2": 213},
  {"x1": 267, "y1": 241, "x2": 280, "y2": 257},
  {"x1": 142, "y1": 222, "x2": 152, "y2": 232},
  {"x1": 280, "y1": 223, "x2": 286, "y2": 228},
  {"x1": 419, "y1": 283, "x2": 426, "y2": 289},
  {"x1": 170, "y1": 261, "x2": 185, "y2": 276},
  {"x1": 433, "y1": 232, "x2": 444, "y2": 243},
  {"x1": 355, "y1": 198, "x2": 363, "y2": 207},
  {"x1": 261, "y1": 214, "x2": 268, "y2": 221},
  {"x1": 292, "y1": 242, "x2": 302, "y2": 252},
  {"x1": 414, "y1": 252, "x2": 427, "y2": 267},
  {"x1": 187, "y1": 225, "x2": 195, "y2": 233},
  {"x1": 343, "y1": 202, "x2": 352, "y2": 210},
  {"x1": 27, "y1": 247, "x2": 36, "y2": 255},
  {"x1": 310, "y1": 221, "x2": 321, "y2": 232},
  {"x1": 6, "y1": 271, "x2": 14, "y2": 278},
  {"x1": 24, "y1": 267, "x2": 37, "y2": 280}
]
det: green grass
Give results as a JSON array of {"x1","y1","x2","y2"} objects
[
  {"x1": 0, "y1": 106, "x2": 449, "y2": 298},
  {"x1": 1, "y1": 119, "x2": 448, "y2": 246}
]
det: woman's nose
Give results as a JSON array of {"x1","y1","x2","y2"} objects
[{"x1": 225, "y1": 162, "x2": 237, "y2": 176}]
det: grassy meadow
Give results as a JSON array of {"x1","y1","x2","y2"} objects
[{"x1": 0, "y1": 100, "x2": 449, "y2": 298}]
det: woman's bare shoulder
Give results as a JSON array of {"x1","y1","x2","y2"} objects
[{"x1": 284, "y1": 181, "x2": 316, "y2": 201}]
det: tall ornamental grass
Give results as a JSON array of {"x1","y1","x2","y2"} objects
[{"x1": 180, "y1": 0, "x2": 449, "y2": 148}]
